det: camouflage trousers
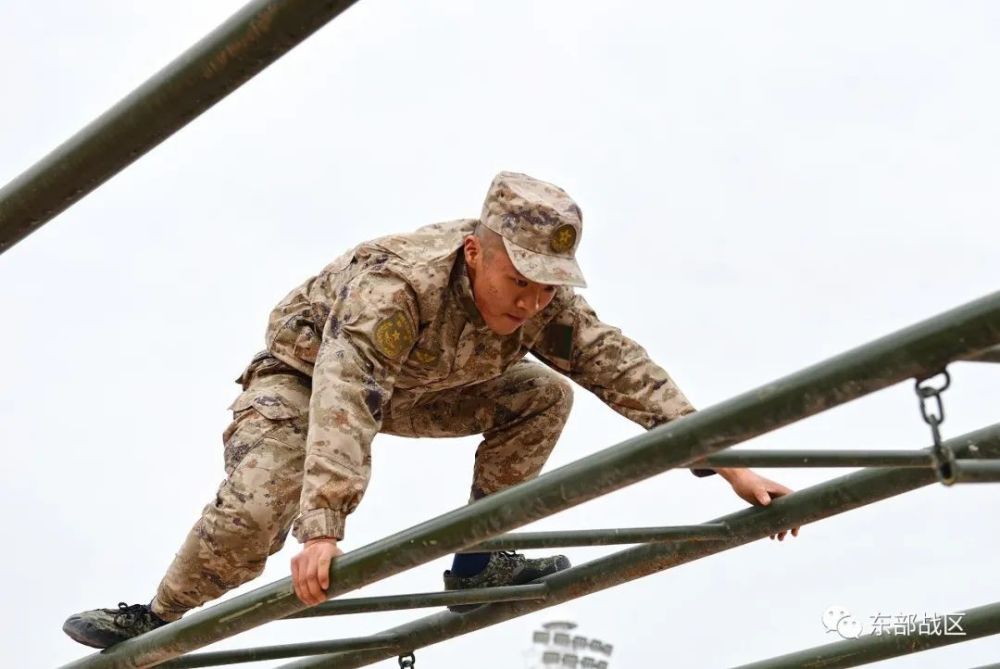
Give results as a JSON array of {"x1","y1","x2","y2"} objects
[{"x1": 151, "y1": 356, "x2": 573, "y2": 621}]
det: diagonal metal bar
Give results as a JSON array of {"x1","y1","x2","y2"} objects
[
  {"x1": 157, "y1": 634, "x2": 398, "y2": 669},
  {"x1": 59, "y1": 292, "x2": 1000, "y2": 668},
  {"x1": 690, "y1": 450, "x2": 934, "y2": 468},
  {"x1": 728, "y1": 601, "x2": 1000, "y2": 669},
  {"x1": 284, "y1": 584, "x2": 548, "y2": 619},
  {"x1": 961, "y1": 343, "x2": 1000, "y2": 363},
  {"x1": 279, "y1": 424, "x2": 1000, "y2": 669},
  {"x1": 952, "y1": 460, "x2": 1000, "y2": 483},
  {"x1": 463, "y1": 523, "x2": 729, "y2": 551},
  {"x1": 0, "y1": 0, "x2": 360, "y2": 256}
]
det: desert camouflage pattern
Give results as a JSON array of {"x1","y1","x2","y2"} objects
[
  {"x1": 152, "y1": 359, "x2": 311, "y2": 621},
  {"x1": 153, "y1": 353, "x2": 575, "y2": 619},
  {"x1": 267, "y1": 218, "x2": 692, "y2": 541},
  {"x1": 152, "y1": 208, "x2": 695, "y2": 620},
  {"x1": 481, "y1": 171, "x2": 587, "y2": 288}
]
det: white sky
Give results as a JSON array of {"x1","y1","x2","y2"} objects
[{"x1": 1, "y1": 1, "x2": 998, "y2": 667}]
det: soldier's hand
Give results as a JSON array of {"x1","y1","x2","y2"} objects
[
  {"x1": 292, "y1": 537, "x2": 343, "y2": 606},
  {"x1": 720, "y1": 468, "x2": 801, "y2": 542}
]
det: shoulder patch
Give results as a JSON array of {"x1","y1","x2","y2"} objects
[
  {"x1": 543, "y1": 322, "x2": 575, "y2": 362},
  {"x1": 373, "y1": 310, "x2": 415, "y2": 359}
]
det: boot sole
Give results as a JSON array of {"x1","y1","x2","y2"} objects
[{"x1": 62, "y1": 618, "x2": 118, "y2": 649}]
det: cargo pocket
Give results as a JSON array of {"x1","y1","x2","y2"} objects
[{"x1": 222, "y1": 384, "x2": 309, "y2": 476}]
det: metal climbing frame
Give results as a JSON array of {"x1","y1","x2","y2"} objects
[
  {"x1": 49, "y1": 293, "x2": 1000, "y2": 669},
  {"x1": 2, "y1": 1, "x2": 999, "y2": 668},
  {"x1": 0, "y1": 0, "x2": 362, "y2": 255},
  {"x1": 47, "y1": 287, "x2": 1000, "y2": 669}
]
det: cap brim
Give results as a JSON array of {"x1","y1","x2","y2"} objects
[{"x1": 502, "y1": 237, "x2": 587, "y2": 288}]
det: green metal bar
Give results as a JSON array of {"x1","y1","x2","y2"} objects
[
  {"x1": 690, "y1": 450, "x2": 934, "y2": 468},
  {"x1": 60, "y1": 293, "x2": 1000, "y2": 668},
  {"x1": 157, "y1": 634, "x2": 397, "y2": 669},
  {"x1": 0, "y1": 0, "x2": 360, "y2": 256},
  {"x1": 961, "y1": 343, "x2": 1000, "y2": 363},
  {"x1": 464, "y1": 523, "x2": 729, "y2": 551},
  {"x1": 285, "y1": 584, "x2": 548, "y2": 619},
  {"x1": 728, "y1": 601, "x2": 1000, "y2": 669},
  {"x1": 953, "y1": 460, "x2": 1000, "y2": 483},
  {"x1": 280, "y1": 425, "x2": 1000, "y2": 669}
]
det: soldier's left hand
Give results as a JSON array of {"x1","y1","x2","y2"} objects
[{"x1": 723, "y1": 469, "x2": 800, "y2": 542}]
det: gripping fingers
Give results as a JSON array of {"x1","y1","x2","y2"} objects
[
  {"x1": 292, "y1": 554, "x2": 307, "y2": 605},
  {"x1": 292, "y1": 552, "x2": 323, "y2": 606},
  {"x1": 769, "y1": 527, "x2": 800, "y2": 541},
  {"x1": 303, "y1": 551, "x2": 326, "y2": 605},
  {"x1": 318, "y1": 552, "x2": 331, "y2": 591},
  {"x1": 292, "y1": 541, "x2": 342, "y2": 606}
]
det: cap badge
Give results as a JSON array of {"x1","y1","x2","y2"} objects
[{"x1": 550, "y1": 224, "x2": 577, "y2": 254}]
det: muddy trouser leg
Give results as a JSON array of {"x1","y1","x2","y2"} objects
[
  {"x1": 382, "y1": 360, "x2": 574, "y2": 501},
  {"x1": 151, "y1": 372, "x2": 310, "y2": 622}
]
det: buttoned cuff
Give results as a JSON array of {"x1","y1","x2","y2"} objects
[{"x1": 292, "y1": 509, "x2": 346, "y2": 543}]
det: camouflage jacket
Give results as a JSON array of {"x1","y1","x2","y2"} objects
[{"x1": 263, "y1": 219, "x2": 698, "y2": 542}]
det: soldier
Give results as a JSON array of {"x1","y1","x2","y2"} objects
[{"x1": 63, "y1": 171, "x2": 799, "y2": 648}]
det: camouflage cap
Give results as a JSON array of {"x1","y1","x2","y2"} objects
[{"x1": 480, "y1": 171, "x2": 587, "y2": 288}]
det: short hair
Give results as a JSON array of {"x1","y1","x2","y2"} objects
[{"x1": 474, "y1": 221, "x2": 505, "y2": 261}]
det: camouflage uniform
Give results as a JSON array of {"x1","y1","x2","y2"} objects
[{"x1": 151, "y1": 172, "x2": 700, "y2": 621}]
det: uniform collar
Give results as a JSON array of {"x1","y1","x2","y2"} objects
[{"x1": 451, "y1": 253, "x2": 490, "y2": 332}]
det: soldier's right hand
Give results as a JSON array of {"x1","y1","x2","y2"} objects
[{"x1": 292, "y1": 537, "x2": 343, "y2": 606}]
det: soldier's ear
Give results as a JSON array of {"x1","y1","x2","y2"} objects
[{"x1": 463, "y1": 235, "x2": 482, "y2": 273}]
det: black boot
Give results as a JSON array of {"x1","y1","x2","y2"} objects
[
  {"x1": 63, "y1": 602, "x2": 169, "y2": 648},
  {"x1": 443, "y1": 551, "x2": 570, "y2": 612}
]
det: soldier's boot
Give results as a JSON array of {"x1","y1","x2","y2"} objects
[
  {"x1": 442, "y1": 551, "x2": 571, "y2": 613},
  {"x1": 62, "y1": 602, "x2": 169, "y2": 648}
]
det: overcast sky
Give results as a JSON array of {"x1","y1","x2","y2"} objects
[{"x1": 1, "y1": 1, "x2": 998, "y2": 667}]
